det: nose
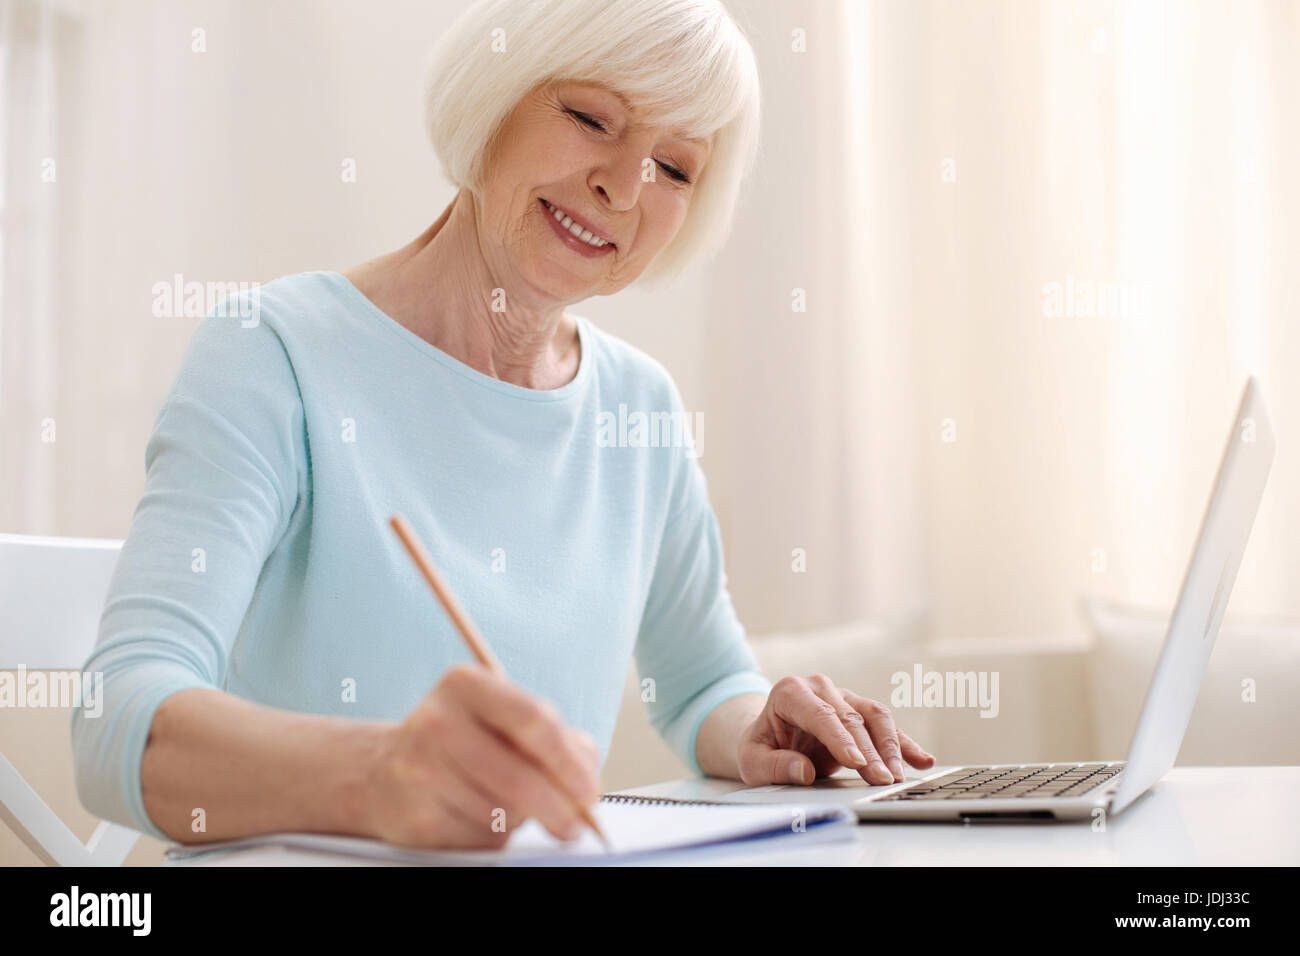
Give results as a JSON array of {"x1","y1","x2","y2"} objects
[
  {"x1": 589, "y1": 153, "x2": 644, "y2": 213},
  {"x1": 594, "y1": 184, "x2": 621, "y2": 212}
]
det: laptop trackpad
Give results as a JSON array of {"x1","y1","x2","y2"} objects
[
  {"x1": 740, "y1": 773, "x2": 928, "y2": 797},
  {"x1": 757, "y1": 778, "x2": 877, "y2": 791}
]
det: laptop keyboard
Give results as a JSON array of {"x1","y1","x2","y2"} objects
[{"x1": 877, "y1": 763, "x2": 1125, "y2": 801}]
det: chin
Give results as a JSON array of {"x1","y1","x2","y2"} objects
[{"x1": 530, "y1": 259, "x2": 605, "y2": 295}]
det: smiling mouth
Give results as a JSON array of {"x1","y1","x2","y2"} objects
[{"x1": 539, "y1": 198, "x2": 616, "y2": 249}]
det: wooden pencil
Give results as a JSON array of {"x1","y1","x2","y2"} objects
[{"x1": 388, "y1": 512, "x2": 610, "y2": 850}]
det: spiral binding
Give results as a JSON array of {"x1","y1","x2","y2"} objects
[{"x1": 600, "y1": 793, "x2": 731, "y2": 807}]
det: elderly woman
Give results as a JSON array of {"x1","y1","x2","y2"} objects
[{"x1": 72, "y1": 0, "x2": 932, "y2": 850}]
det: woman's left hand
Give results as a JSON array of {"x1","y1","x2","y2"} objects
[{"x1": 737, "y1": 675, "x2": 936, "y2": 786}]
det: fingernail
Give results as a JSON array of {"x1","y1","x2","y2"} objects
[
  {"x1": 889, "y1": 759, "x2": 905, "y2": 779},
  {"x1": 847, "y1": 746, "x2": 867, "y2": 767},
  {"x1": 563, "y1": 820, "x2": 583, "y2": 841},
  {"x1": 789, "y1": 758, "x2": 806, "y2": 783},
  {"x1": 870, "y1": 760, "x2": 891, "y2": 781}
]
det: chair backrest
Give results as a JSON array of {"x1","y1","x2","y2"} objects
[
  {"x1": 0, "y1": 533, "x2": 121, "y2": 668},
  {"x1": 0, "y1": 532, "x2": 137, "y2": 865}
]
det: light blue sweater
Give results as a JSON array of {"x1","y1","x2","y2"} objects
[{"x1": 70, "y1": 270, "x2": 771, "y2": 841}]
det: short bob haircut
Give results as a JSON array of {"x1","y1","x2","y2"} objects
[{"x1": 423, "y1": 0, "x2": 761, "y2": 287}]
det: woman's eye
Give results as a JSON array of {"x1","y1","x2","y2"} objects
[
  {"x1": 658, "y1": 161, "x2": 691, "y2": 185},
  {"x1": 565, "y1": 106, "x2": 691, "y2": 185},
  {"x1": 567, "y1": 109, "x2": 607, "y2": 133}
]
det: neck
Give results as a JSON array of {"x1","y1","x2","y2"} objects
[{"x1": 369, "y1": 189, "x2": 580, "y2": 390}]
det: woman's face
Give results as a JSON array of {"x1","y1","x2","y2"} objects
[{"x1": 476, "y1": 79, "x2": 712, "y2": 304}]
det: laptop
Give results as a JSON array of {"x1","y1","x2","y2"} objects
[{"x1": 740, "y1": 377, "x2": 1275, "y2": 822}]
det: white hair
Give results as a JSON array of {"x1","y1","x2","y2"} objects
[{"x1": 423, "y1": 0, "x2": 762, "y2": 286}]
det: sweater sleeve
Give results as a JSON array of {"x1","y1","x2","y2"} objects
[
  {"x1": 69, "y1": 311, "x2": 305, "y2": 841},
  {"x1": 632, "y1": 388, "x2": 771, "y2": 776}
]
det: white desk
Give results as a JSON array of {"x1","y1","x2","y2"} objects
[{"x1": 166, "y1": 766, "x2": 1298, "y2": 866}]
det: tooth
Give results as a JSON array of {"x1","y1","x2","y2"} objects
[{"x1": 544, "y1": 200, "x2": 608, "y2": 246}]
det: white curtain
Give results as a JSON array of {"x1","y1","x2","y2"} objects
[
  {"x1": 706, "y1": 0, "x2": 1299, "y2": 639},
  {"x1": 0, "y1": 0, "x2": 82, "y2": 534},
  {"x1": 2, "y1": 0, "x2": 1295, "y2": 643}
]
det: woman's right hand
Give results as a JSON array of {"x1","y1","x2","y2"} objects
[{"x1": 358, "y1": 664, "x2": 603, "y2": 849}]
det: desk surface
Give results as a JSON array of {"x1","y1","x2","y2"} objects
[{"x1": 168, "y1": 766, "x2": 1298, "y2": 866}]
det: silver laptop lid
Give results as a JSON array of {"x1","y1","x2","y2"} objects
[{"x1": 1110, "y1": 377, "x2": 1275, "y2": 814}]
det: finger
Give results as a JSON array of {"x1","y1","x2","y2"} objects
[
  {"x1": 806, "y1": 676, "x2": 892, "y2": 784},
  {"x1": 898, "y1": 728, "x2": 936, "y2": 768},
  {"x1": 440, "y1": 707, "x2": 589, "y2": 842},
  {"x1": 434, "y1": 752, "x2": 507, "y2": 833},
  {"x1": 842, "y1": 689, "x2": 935, "y2": 771},
  {"x1": 426, "y1": 771, "x2": 512, "y2": 850},
  {"x1": 787, "y1": 726, "x2": 846, "y2": 779},
  {"x1": 574, "y1": 729, "x2": 601, "y2": 771},
  {"x1": 738, "y1": 743, "x2": 818, "y2": 786},
  {"x1": 838, "y1": 689, "x2": 906, "y2": 781},
  {"x1": 442, "y1": 666, "x2": 600, "y2": 807},
  {"x1": 770, "y1": 676, "x2": 868, "y2": 773}
]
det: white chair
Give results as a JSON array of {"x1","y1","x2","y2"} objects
[{"x1": 0, "y1": 532, "x2": 139, "y2": 865}]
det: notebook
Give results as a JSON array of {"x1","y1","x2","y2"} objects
[{"x1": 164, "y1": 794, "x2": 858, "y2": 866}]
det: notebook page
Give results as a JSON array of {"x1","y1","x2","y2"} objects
[
  {"x1": 505, "y1": 799, "x2": 830, "y2": 856},
  {"x1": 164, "y1": 800, "x2": 854, "y2": 865}
]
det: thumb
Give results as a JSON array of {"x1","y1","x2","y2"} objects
[{"x1": 741, "y1": 746, "x2": 817, "y2": 786}]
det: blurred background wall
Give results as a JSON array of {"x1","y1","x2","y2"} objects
[
  {"x1": 1, "y1": 0, "x2": 1297, "y2": 864},
  {"x1": 4, "y1": 0, "x2": 1297, "y2": 636}
]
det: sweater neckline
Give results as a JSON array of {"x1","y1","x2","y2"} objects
[{"x1": 324, "y1": 271, "x2": 592, "y2": 403}]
